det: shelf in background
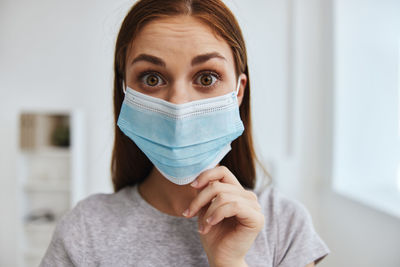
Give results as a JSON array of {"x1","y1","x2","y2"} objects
[
  {"x1": 20, "y1": 146, "x2": 71, "y2": 158},
  {"x1": 17, "y1": 110, "x2": 85, "y2": 267}
]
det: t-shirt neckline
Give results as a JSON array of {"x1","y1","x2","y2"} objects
[{"x1": 130, "y1": 184, "x2": 198, "y2": 222}]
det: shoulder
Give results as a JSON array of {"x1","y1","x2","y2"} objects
[
  {"x1": 58, "y1": 192, "x2": 109, "y2": 224},
  {"x1": 70, "y1": 187, "x2": 133, "y2": 217},
  {"x1": 249, "y1": 184, "x2": 330, "y2": 266},
  {"x1": 52, "y1": 193, "x2": 108, "y2": 237},
  {"x1": 254, "y1": 185, "x2": 311, "y2": 225},
  {"x1": 53, "y1": 188, "x2": 131, "y2": 237},
  {"x1": 40, "y1": 189, "x2": 131, "y2": 266},
  {"x1": 40, "y1": 193, "x2": 104, "y2": 266}
]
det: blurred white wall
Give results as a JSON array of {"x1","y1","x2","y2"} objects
[
  {"x1": 290, "y1": 0, "x2": 400, "y2": 266},
  {"x1": 1, "y1": 0, "x2": 399, "y2": 266},
  {"x1": 0, "y1": 0, "x2": 130, "y2": 265},
  {"x1": 317, "y1": 0, "x2": 400, "y2": 266}
]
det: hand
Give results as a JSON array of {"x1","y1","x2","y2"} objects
[{"x1": 182, "y1": 166, "x2": 265, "y2": 267}]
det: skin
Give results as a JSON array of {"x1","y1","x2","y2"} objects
[{"x1": 124, "y1": 15, "x2": 315, "y2": 267}]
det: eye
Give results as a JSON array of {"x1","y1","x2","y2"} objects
[
  {"x1": 195, "y1": 72, "x2": 220, "y2": 87},
  {"x1": 139, "y1": 71, "x2": 165, "y2": 87}
]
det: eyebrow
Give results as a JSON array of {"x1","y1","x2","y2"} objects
[
  {"x1": 131, "y1": 52, "x2": 226, "y2": 67},
  {"x1": 191, "y1": 52, "x2": 226, "y2": 66}
]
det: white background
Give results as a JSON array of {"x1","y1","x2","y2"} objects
[{"x1": 333, "y1": 0, "x2": 400, "y2": 218}]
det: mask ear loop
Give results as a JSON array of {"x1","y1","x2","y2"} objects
[
  {"x1": 234, "y1": 76, "x2": 241, "y2": 96},
  {"x1": 122, "y1": 81, "x2": 127, "y2": 95}
]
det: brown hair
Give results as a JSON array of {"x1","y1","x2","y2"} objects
[{"x1": 111, "y1": 0, "x2": 271, "y2": 192}]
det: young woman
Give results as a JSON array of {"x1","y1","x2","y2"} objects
[{"x1": 40, "y1": 0, "x2": 330, "y2": 266}]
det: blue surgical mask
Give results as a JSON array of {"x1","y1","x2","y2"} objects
[{"x1": 117, "y1": 76, "x2": 244, "y2": 185}]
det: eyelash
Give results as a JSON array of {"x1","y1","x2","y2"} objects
[{"x1": 136, "y1": 69, "x2": 223, "y2": 89}]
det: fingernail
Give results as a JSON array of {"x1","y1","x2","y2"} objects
[
  {"x1": 182, "y1": 208, "x2": 190, "y2": 217},
  {"x1": 190, "y1": 180, "x2": 198, "y2": 187},
  {"x1": 198, "y1": 224, "x2": 203, "y2": 233},
  {"x1": 206, "y1": 216, "x2": 213, "y2": 224}
]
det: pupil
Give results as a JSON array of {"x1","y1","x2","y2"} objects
[
  {"x1": 201, "y1": 75, "x2": 212, "y2": 85},
  {"x1": 147, "y1": 75, "x2": 158, "y2": 86}
]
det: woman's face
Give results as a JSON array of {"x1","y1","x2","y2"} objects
[{"x1": 125, "y1": 15, "x2": 246, "y2": 105}]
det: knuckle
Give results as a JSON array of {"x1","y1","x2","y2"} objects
[
  {"x1": 247, "y1": 190, "x2": 258, "y2": 201},
  {"x1": 259, "y1": 214, "x2": 266, "y2": 225},
  {"x1": 232, "y1": 200, "x2": 240, "y2": 210},
  {"x1": 256, "y1": 202, "x2": 262, "y2": 211},
  {"x1": 219, "y1": 165, "x2": 229, "y2": 173},
  {"x1": 218, "y1": 192, "x2": 227, "y2": 202},
  {"x1": 209, "y1": 181, "x2": 219, "y2": 191},
  {"x1": 256, "y1": 215, "x2": 265, "y2": 230}
]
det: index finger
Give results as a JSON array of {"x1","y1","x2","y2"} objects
[{"x1": 190, "y1": 165, "x2": 243, "y2": 189}]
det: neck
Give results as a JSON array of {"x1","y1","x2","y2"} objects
[{"x1": 138, "y1": 166, "x2": 199, "y2": 217}]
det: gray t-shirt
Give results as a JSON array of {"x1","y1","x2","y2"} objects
[{"x1": 39, "y1": 184, "x2": 330, "y2": 266}]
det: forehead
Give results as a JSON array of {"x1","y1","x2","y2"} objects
[{"x1": 127, "y1": 15, "x2": 234, "y2": 64}]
